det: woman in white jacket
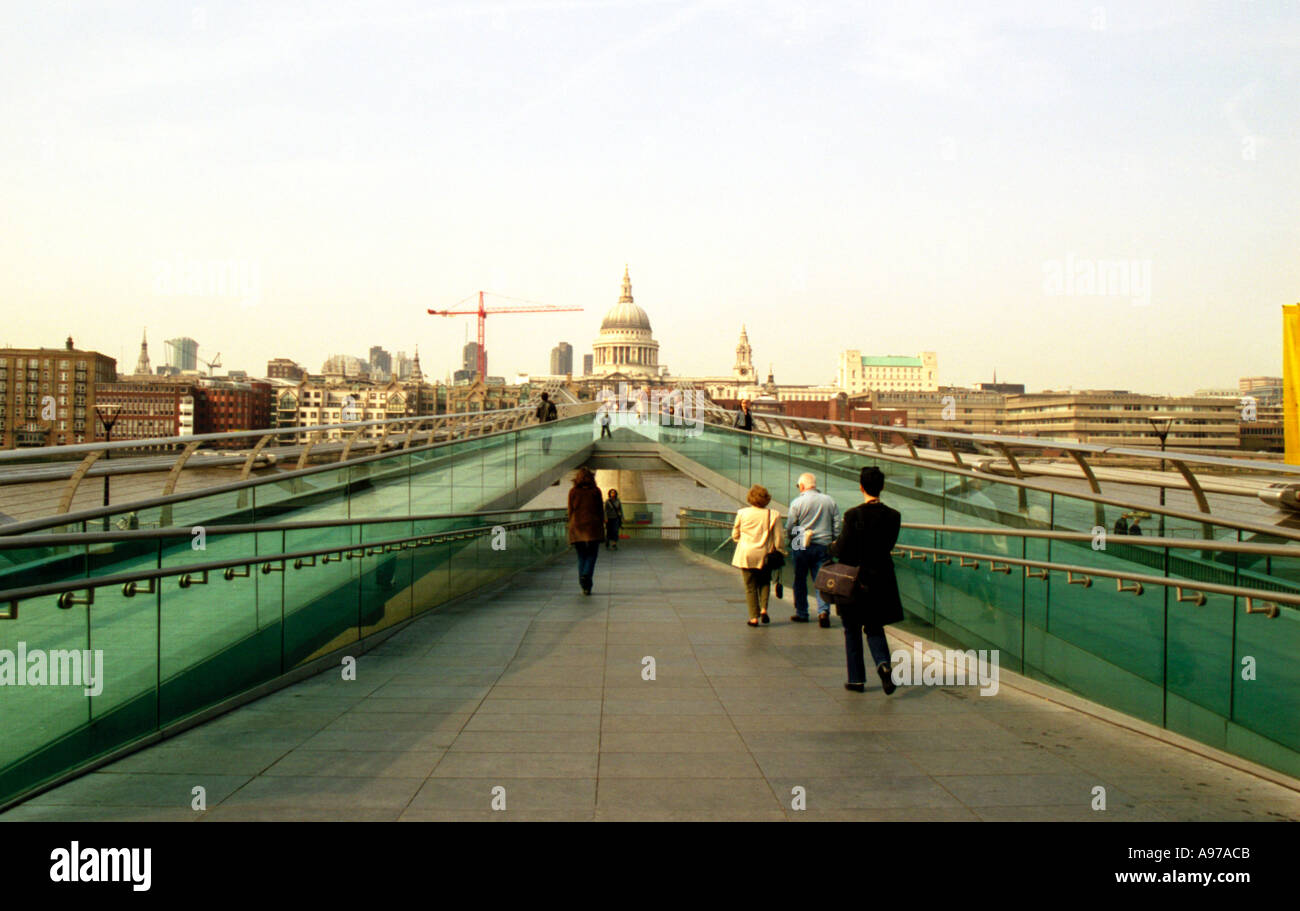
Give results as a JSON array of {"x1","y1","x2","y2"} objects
[{"x1": 731, "y1": 484, "x2": 785, "y2": 627}]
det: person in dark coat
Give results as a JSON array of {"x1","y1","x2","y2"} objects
[
  {"x1": 828, "y1": 465, "x2": 904, "y2": 694},
  {"x1": 604, "y1": 489, "x2": 624, "y2": 549},
  {"x1": 567, "y1": 467, "x2": 604, "y2": 594},
  {"x1": 1112, "y1": 514, "x2": 1129, "y2": 536},
  {"x1": 734, "y1": 399, "x2": 754, "y2": 457},
  {"x1": 537, "y1": 392, "x2": 559, "y2": 454}
]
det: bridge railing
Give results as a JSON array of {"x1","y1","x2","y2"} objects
[
  {"x1": 0, "y1": 400, "x2": 598, "y2": 524},
  {"x1": 665, "y1": 409, "x2": 1300, "y2": 546},
  {"x1": 1, "y1": 406, "x2": 598, "y2": 538},
  {"x1": 0, "y1": 508, "x2": 571, "y2": 812},
  {"x1": 680, "y1": 506, "x2": 1300, "y2": 781},
  {"x1": 692, "y1": 403, "x2": 1299, "y2": 517}
]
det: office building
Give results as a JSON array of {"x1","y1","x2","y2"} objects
[
  {"x1": 550, "y1": 342, "x2": 573, "y2": 376},
  {"x1": 0, "y1": 339, "x2": 116, "y2": 448}
]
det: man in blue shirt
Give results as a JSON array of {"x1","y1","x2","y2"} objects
[{"x1": 785, "y1": 472, "x2": 842, "y2": 627}]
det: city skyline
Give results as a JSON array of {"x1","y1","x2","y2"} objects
[{"x1": 3, "y1": 2, "x2": 1297, "y2": 393}]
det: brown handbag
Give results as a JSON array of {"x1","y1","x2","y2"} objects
[{"x1": 815, "y1": 562, "x2": 862, "y2": 612}]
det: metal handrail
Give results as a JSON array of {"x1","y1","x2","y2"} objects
[
  {"x1": 0, "y1": 402, "x2": 548, "y2": 462},
  {"x1": 0, "y1": 408, "x2": 597, "y2": 537},
  {"x1": 683, "y1": 410, "x2": 1300, "y2": 542},
  {"x1": 696, "y1": 404, "x2": 1296, "y2": 476},
  {"x1": 891, "y1": 543, "x2": 1298, "y2": 611},
  {"x1": 0, "y1": 506, "x2": 566, "y2": 549},
  {"x1": 677, "y1": 513, "x2": 1296, "y2": 611},
  {"x1": 0, "y1": 515, "x2": 568, "y2": 607},
  {"x1": 677, "y1": 516, "x2": 1300, "y2": 558}
]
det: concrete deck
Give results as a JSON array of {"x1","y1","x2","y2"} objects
[{"x1": 5, "y1": 542, "x2": 1300, "y2": 822}]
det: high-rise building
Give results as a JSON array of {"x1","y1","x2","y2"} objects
[
  {"x1": 583, "y1": 354, "x2": 593, "y2": 376},
  {"x1": 550, "y1": 342, "x2": 573, "y2": 376},
  {"x1": 463, "y1": 341, "x2": 484, "y2": 377},
  {"x1": 165, "y1": 337, "x2": 199, "y2": 371},
  {"x1": 369, "y1": 346, "x2": 392, "y2": 380},
  {"x1": 395, "y1": 351, "x2": 412, "y2": 380},
  {"x1": 0, "y1": 339, "x2": 117, "y2": 448}
]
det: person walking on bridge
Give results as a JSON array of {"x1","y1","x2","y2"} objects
[
  {"x1": 829, "y1": 466, "x2": 903, "y2": 694},
  {"x1": 567, "y1": 467, "x2": 604, "y2": 595},
  {"x1": 731, "y1": 484, "x2": 785, "y2": 627},
  {"x1": 604, "y1": 489, "x2": 624, "y2": 549},
  {"x1": 734, "y1": 399, "x2": 754, "y2": 457},
  {"x1": 537, "y1": 392, "x2": 558, "y2": 454},
  {"x1": 786, "y1": 472, "x2": 842, "y2": 627}
]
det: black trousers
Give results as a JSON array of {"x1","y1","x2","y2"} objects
[{"x1": 840, "y1": 605, "x2": 892, "y2": 685}]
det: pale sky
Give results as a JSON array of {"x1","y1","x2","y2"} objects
[{"x1": 2, "y1": 0, "x2": 1297, "y2": 394}]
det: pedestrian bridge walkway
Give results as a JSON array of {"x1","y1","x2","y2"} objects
[
  {"x1": 6, "y1": 543, "x2": 1299, "y2": 822},
  {"x1": 2, "y1": 408, "x2": 1299, "y2": 817}
]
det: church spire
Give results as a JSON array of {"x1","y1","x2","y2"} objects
[
  {"x1": 411, "y1": 345, "x2": 423, "y2": 383},
  {"x1": 134, "y1": 327, "x2": 151, "y2": 376},
  {"x1": 619, "y1": 264, "x2": 633, "y2": 304},
  {"x1": 734, "y1": 325, "x2": 754, "y2": 381}
]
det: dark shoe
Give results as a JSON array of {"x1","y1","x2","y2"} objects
[
  {"x1": 789, "y1": 614, "x2": 809, "y2": 623},
  {"x1": 747, "y1": 619, "x2": 760, "y2": 627},
  {"x1": 818, "y1": 613, "x2": 831, "y2": 628},
  {"x1": 760, "y1": 611, "x2": 770, "y2": 624},
  {"x1": 582, "y1": 589, "x2": 591, "y2": 596},
  {"x1": 877, "y1": 662, "x2": 897, "y2": 695},
  {"x1": 844, "y1": 683, "x2": 866, "y2": 693}
]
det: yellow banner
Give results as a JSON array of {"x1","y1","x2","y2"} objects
[{"x1": 1285, "y1": 304, "x2": 1300, "y2": 464}]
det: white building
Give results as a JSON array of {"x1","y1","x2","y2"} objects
[
  {"x1": 837, "y1": 351, "x2": 938, "y2": 395},
  {"x1": 592, "y1": 267, "x2": 662, "y2": 379}
]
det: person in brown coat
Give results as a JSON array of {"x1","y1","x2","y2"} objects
[{"x1": 567, "y1": 466, "x2": 605, "y2": 595}]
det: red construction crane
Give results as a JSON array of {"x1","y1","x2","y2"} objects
[{"x1": 428, "y1": 291, "x2": 583, "y2": 379}]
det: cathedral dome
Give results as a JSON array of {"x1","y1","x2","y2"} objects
[
  {"x1": 600, "y1": 266, "x2": 652, "y2": 331},
  {"x1": 592, "y1": 266, "x2": 660, "y2": 379},
  {"x1": 601, "y1": 301, "x2": 652, "y2": 332}
]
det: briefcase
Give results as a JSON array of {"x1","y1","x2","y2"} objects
[{"x1": 815, "y1": 562, "x2": 862, "y2": 610}]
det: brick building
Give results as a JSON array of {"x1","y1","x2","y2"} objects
[{"x1": 0, "y1": 339, "x2": 117, "y2": 449}]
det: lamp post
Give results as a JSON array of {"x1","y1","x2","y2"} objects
[
  {"x1": 94, "y1": 404, "x2": 122, "y2": 532},
  {"x1": 1147, "y1": 417, "x2": 1173, "y2": 537}
]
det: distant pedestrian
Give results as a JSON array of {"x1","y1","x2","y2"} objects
[
  {"x1": 734, "y1": 398, "x2": 754, "y2": 456},
  {"x1": 829, "y1": 466, "x2": 903, "y2": 695},
  {"x1": 537, "y1": 392, "x2": 559, "y2": 454},
  {"x1": 785, "y1": 472, "x2": 843, "y2": 627},
  {"x1": 599, "y1": 408, "x2": 612, "y2": 438},
  {"x1": 1128, "y1": 517, "x2": 1143, "y2": 536},
  {"x1": 1112, "y1": 514, "x2": 1129, "y2": 536},
  {"x1": 731, "y1": 484, "x2": 785, "y2": 627},
  {"x1": 567, "y1": 467, "x2": 604, "y2": 595},
  {"x1": 604, "y1": 489, "x2": 624, "y2": 549}
]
